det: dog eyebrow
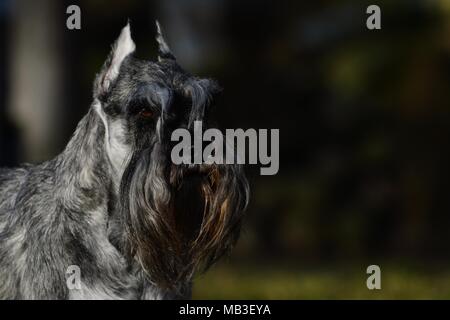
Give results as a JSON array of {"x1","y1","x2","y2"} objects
[
  {"x1": 132, "y1": 84, "x2": 173, "y2": 112},
  {"x1": 157, "y1": 87, "x2": 173, "y2": 113},
  {"x1": 183, "y1": 78, "x2": 219, "y2": 126}
]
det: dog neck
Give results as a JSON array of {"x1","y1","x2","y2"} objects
[
  {"x1": 56, "y1": 101, "x2": 132, "y2": 195},
  {"x1": 56, "y1": 108, "x2": 108, "y2": 195}
]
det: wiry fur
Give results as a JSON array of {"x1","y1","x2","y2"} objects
[{"x1": 0, "y1": 23, "x2": 249, "y2": 299}]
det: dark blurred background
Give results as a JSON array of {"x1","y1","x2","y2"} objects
[{"x1": 2, "y1": 0, "x2": 450, "y2": 298}]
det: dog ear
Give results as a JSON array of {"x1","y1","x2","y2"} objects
[
  {"x1": 155, "y1": 21, "x2": 176, "y2": 62},
  {"x1": 94, "y1": 22, "x2": 136, "y2": 99}
]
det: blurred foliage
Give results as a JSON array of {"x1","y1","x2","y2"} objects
[{"x1": 194, "y1": 261, "x2": 450, "y2": 299}]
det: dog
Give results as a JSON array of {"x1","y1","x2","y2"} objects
[{"x1": 0, "y1": 22, "x2": 249, "y2": 299}]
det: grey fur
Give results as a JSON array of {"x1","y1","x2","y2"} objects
[{"x1": 0, "y1": 23, "x2": 249, "y2": 300}]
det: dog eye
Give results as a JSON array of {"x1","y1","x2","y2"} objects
[{"x1": 139, "y1": 109, "x2": 154, "y2": 118}]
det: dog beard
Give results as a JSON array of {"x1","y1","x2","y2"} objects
[{"x1": 119, "y1": 138, "x2": 249, "y2": 290}]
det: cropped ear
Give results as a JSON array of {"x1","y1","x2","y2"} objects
[
  {"x1": 94, "y1": 22, "x2": 136, "y2": 99},
  {"x1": 155, "y1": 20, "x2": 175, "y2": 62}
]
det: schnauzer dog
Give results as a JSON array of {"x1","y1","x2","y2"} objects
[{"x1": 0, "y1": 22, "x2": 249, "y2": 299}]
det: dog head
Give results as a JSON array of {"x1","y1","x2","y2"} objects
[{"x1": 93, "y1": 22, "x2": 249, "y2": 290}]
